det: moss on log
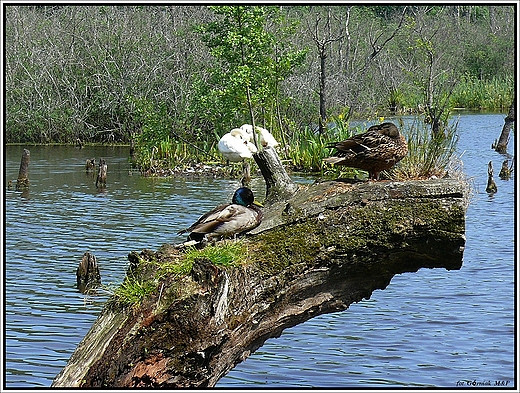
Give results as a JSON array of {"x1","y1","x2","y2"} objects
[{"x1": 52, "y1": 178, "x2": 467, "y2": 388}]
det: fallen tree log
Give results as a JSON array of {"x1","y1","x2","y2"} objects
[{"x1": 52, "y1": 176, "x2": 468, "y2": 388}]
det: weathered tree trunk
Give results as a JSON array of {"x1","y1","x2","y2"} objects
[
  {"x1": 318, "y1": 48, "x2": 327, "y2": 135},
  {"x1": 76, "y1": 252, "x2": 101, "y2": 294},
  {"x1": 96, "y1": 158, "x2": 107, "y2": 188},
  {"x1": 493, "y1": 98, "x2": 515, "y2": 154},
  {"x1": 16, "y1": 148, "x2": 30, "y2": 191},
  {"x1": 52, "y1": 176, "x2": 468, "y2": 388},
  {"x1": 486, "y1": 161, "x2": 497, "y2": 193},
  {"x1": 253, "y1": 147, "x2": 298, "y2": 203}
]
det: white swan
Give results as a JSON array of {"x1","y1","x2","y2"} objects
[
  {"x1": 218, "y1": 128, "x2": 258, "y2": 162},
  {"x1": 240, "y1": 124, "x2": 279, "y2": 148}
]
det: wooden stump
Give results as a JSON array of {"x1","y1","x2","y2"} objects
[
  {"x1": 493, "y1": 98, "x2": 514, "y2": 154},
  {"x1": 96, "y1": 159, "x2": 107, "y2": 188},
  {"x1": 241, "y1": 161, "x2": 251, "y2": 188},
  {"x1": 76, "y1": 252, "x2": 101, "y2": 294},
  {"x1": 85, "y1": 158, "x2": 96, "y2": 173},
  {"x1": 16, "y1": 148, "x2": 30, "y2": 191},
  {"x1": 253, "y1": 146, "x2": 298, "y2": 204},
  {"x1": 486, "y1": 161, "x2": 497, "y2": 193},
  {"x1": 499, "y1": 159, "x2": 513, "y2": 180}
]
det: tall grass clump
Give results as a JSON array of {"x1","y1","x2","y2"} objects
[
  {"x1": 286, "y1": 115, "x2": 360, "y2": 176},
  {"x1": 385, "y1": 117, "x2": 460, "y2": 180}
]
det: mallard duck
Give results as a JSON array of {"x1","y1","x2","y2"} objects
[
  {"x1": 218, "y1": 128, "x2": 258, "y2": 162},
  {"x1": 240, "y1": 124, "x2": 279, "y2": 148},
  {"x1": 324, "y1": 122, "x2": 408, "y2": 180},
  {"x1": 178, "y1": 187, "x2": 263, "y2": 242}
]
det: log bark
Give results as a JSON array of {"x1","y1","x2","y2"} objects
[
  {"x1": 493, "y1": 98, "x2": 515, "y2": 154},
  {"x1": 53, "y1": 177, "x2": 468, "y2": 388},
  {"x1": 16, "y1": 148, "x2": 30, "y2": 191}
]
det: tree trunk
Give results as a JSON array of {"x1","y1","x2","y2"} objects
[
  {"x1": 253, "y1": 147, "x2": 298, "y2": 204},
  {"x1": 52, "y1": 176, "x2": 468, "y2": 388},
  {"x1": 494, "y1": 98, "x2": 515, "y2": 154},
  {"x1": 319, "y1": 48, "x2": 327, "y2": 134},
  {"x1": 16, "y1": 148, "x2": 30, "y2": 191}
]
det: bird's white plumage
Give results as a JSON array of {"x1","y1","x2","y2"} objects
[
  {"x1": 218, "y1": 128, "x2": 257, "y2": 162},
  {"x1": 240, "y1": 124, "x2": 279, "y2": 148}
]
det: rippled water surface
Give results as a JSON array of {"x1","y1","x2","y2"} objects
[{"x1": 4, "y1": 114, "x2": 516, "y2": 388}]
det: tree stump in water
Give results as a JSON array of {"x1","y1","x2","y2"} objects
[
  {"x1": 96, "y1": 158, "x2": 107, "y2": 188},
  {"x1": 241, "y1": 161, "x2": 251, "y2": 188},
  {"x1": 499, "y1": 159, "x2": 513, "y2": 180},
  {"x1": 486, "y1": 161, "x2": 498, "y2": 193},
  {"x1": 493, "y1": 98, "x2": 514, "y2": 154},
  {"x1": 16, "y1": 148, "x2": 30, "y2": 191},
  {"x1": 85, "y1": 158, "x2": 96, "y2": 173},
  {"x1": 76, "y1": 252, "x2": 101, "y2": 294}
]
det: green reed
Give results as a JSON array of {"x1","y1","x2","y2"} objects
[{"x1": 385, "y1": 117, "x2": 460, "y2": 180}]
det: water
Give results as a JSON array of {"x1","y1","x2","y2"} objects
[{"x1": 3, "y1": 114, "x2": 516, "y2": 388}]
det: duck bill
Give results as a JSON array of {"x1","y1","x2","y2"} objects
[{"x1": 252, "y1": 200, "x2": 263, "y2": 207}]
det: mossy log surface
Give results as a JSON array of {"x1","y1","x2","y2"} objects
[{"x1": 52, "y1": 178, "x2": 467, "y2": 388}]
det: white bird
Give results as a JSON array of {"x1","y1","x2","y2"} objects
[
  {"x1": 240, "y1": 124, "x2": 279, "y2": 148},
  {"x1": 218, "y1": 128, "x2": 258, "y2": 163}
]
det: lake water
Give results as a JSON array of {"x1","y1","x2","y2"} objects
[{"x1": 3, "y1": 114, "x2": 516, "y2": 388}]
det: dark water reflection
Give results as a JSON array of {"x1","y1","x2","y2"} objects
[{"x1": 4, "y1": 114, "x2": 516, "y2": 388}]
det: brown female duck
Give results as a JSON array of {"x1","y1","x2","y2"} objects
[{"x1": 324, "y1": 122, "x2": 408, "y2": 180}]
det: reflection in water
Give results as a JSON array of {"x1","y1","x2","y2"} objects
[{"x1": 4, "y1": 114, "x2": 516, "y2": 388}]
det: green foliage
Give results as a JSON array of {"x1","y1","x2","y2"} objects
[
  {"x1": 154, "y1": 241, "x2": 249, "y2": 281},
  {"x1": 106, "y1": 241, "x2": 248, "y2": 308},
  {"x1": 193, "y1": 5, "x2": 307, "y2": 135},
  {"x1": 4, "y1": 4, "x2": 514, "y2": 164},
  {"x1": 286, "y1": 114, "x2": 361, "y2": 178},
  {"x1": 450, "y1": 74, "x2": 513, "y2": 110}
]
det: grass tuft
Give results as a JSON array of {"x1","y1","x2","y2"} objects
[
  {"x1": 384, "y1": 117, "x2": 460, "y2": 180},
  {"x1": 183, "y1": 241, "x2": 248, "y2": 268}
]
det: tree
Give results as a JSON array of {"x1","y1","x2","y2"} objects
[
  {"x1": 307, "y1": 6, "x2": 344, "y2": 134},
  {"x1": 405, "y1": 7, "x2": 460, "y2": 136},
  {"x1": 195, "y1": 6, "x2": 306, "y2": 139}
]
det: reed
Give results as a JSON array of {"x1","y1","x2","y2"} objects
[
  {"x1": 385, "y1": 117, "x2": 460, "y2": 180},
  {"x1": 285, "y1": 115, "x2": 360, "y2": 176},
  {"x1": 450, "y1": 75, "x2": 513, "y2": 110}
]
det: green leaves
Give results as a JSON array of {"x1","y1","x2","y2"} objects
[{"x1": 195, "y1": 5, "x2": 306, "y2": 133}]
